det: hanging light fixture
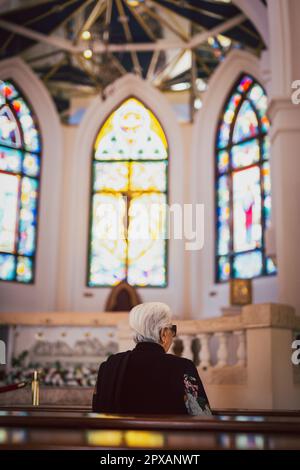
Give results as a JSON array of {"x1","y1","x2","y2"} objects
[
  {"x1": 81, "y1": 30, "x2": 91, "y2": 40},
  {"x1": 83, "y1": 48, "x2": 93, "y2": 59}
]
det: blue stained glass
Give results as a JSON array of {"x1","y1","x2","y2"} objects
[
  {"x1": 261, "y1": 115, "x2": 270, "y2": 133},
  {"x1": 217, "y1": 93, "x2": 242, "y2": 148},
  {"x1": 262, "y1": 136, "x2": 270, "y2": 160},
  {"x1": 233, "y1": 251, "x2": 263, "y2": 278},
  {"x1": 266, "y1": 256, "x2": 277, "y2": 275},
  {"x1": 0, "y1": 253, "x2": 15, "y2": 280},
  {"x1": 217, "y1": 175, "x2": 230, "y2": 255},
  {"x1": 217, "y1": 149, "x2": 229, "y2": 173},
  {"x1": 16, "y1": 256, "x2": 33, "y2": 283},
  {"x1": 232, "y1": 100, "x2": 258, "y2": 143},
  {"x1": 18, "y1": 177, "x2": 38, "y2": 256},
  {"x1": 23, "y1": 152, "x2": 40, "y2": 177},
  {"x1": 237, "y1": 76, "x2": 253, "y2": 94},
  {"x1": 12, "y1": 98, "x2": 40, "y2": 152},
  {"x1": 216, "y1": 74, "x2": 275, "y2": 282},
  {"x1": 218, "y1": 256, "x2": 230, "y2": 281},
  {"x1": 0, "y1": 146, "x2": 22, "y2": 173},
  {"x1": 0, "y1": 81, "x2": 19, "y2": 100},
  {"x1": 217, "y1": 122, "x2": 230, "y2": 149},
  {"x1": 0, "y1": 80, "x2": 41, "y2": 283},
  {"x1": 0, "y1": 105, "x2": 21, "y2": 147}
]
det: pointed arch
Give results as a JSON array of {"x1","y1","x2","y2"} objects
[
  {"x1": 88, "y1": 96, "x2": 169, "y2": 287},
  {"x1": 233, "y1": 0, "x2": 269, "y2": 48},
  {"x1": 215, "y1": 73, "x2": 276, "y2": 282},
  {"x1": 68, "y1": 74, "x2": 184, "y2": 314},
  {"x1": 0, "y1": 78, "x2": 41, "y2": 283},
  {"x1": 0, "y1": 57, "x2": 63, "y2": 311},
  {"x1": 190, "y1": 50, "x2": 278, "y2": 318}
]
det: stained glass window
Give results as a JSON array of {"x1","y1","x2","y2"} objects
[
  {"x1": 0, "y1": 80, "x2": 41, "y2": 283},
  {"x1": 215, "y1": 74, "x2": 276, "y2": 282},
  {"x1": 88, "y1": 97, "x2": 168, "y2": 287}
]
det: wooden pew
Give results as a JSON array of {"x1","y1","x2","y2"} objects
[
  {"x1": 0, "y1": 407, "x2": 300, "y2": 450},
  {"x1": 1, "y1": 404, "x2": 300, "y2": 417}
]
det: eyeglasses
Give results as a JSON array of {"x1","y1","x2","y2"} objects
[{"x1": 169, "y1": 324, "x2": 177, "y2": 337}]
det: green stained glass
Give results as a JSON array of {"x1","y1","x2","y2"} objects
[
  {"x1": 0, "y1": 80, "x2": 41, "y2": 283},
  {"x1": 88, "y1": 98, "x2": 168, "y2": 287}
]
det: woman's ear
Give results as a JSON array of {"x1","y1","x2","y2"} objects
[{"x1": 160, "y1": 328, "x2": 166, "y2": 344}]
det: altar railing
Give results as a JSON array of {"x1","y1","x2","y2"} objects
[{"x1": 0, "y1": 303, "x2": 300, "y2": 410}]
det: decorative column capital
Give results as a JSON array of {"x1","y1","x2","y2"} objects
[{"x1": 268, "y1": 97, "x2": 300, "y2": 141}]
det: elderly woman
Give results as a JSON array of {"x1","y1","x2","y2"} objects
[{"x1": 92, "y1": 302, "x2": 211, "y2": 416}]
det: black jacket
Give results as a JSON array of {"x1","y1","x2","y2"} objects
[{"x1": 92, "y1": 341, "x2": 210, "y2": 415}]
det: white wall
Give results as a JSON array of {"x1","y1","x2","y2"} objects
[
  {"x1": 56, "y1": 75, "x2": 187, "y2": 318},
  {"x1": 190, "y1": 50, "x2": 278, "y2": 319},
  {"x1": 0, "y1": 56, "x2": 279, "y2": 318}
]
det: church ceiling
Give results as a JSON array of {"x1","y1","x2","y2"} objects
[{"x1": 0, "y1": 1, "x2": 266, "y2": 122}]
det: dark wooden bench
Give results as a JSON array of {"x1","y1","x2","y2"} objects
[{"x1": 0, "y1": 410, "x2": 299, "y2": 450}]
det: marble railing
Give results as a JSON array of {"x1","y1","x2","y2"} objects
[
  {"x1": 117, "y1": 303, "x2": 300, "y2": 410},
  {"x1": 118, "y1": 316, "x2": 247, "y2": 370},
  {"x1": 0, "y1": 303, "x2": 300, "y2": 410}
]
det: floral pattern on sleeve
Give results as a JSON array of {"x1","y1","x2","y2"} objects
[{"x1": 184, "y1": 374, "x2": 212, "y2": 416}]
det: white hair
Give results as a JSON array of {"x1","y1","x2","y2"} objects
[{"x1": 129, "y1": 302, "x2": 172, "y2": 344}]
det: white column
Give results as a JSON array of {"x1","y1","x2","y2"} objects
[
  {"x1": 267, "y1": 0, "x2": 300, "y2": 314},
  {"x1": 197, "y1": 333, "x2": 211, "y2": 370},
  {"x1": 215, "y1": 332, "x2": 229, "y2": 367},
  {"x1": 234, "y1": 330, "x2": 246, "y2": 366},
  {"x1": 180, "y1": 335, "x2": 194, "y2": 361}
]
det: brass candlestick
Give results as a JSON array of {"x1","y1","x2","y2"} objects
[{"x1": 31, "y1": 370, "x2": 40, "y2": 406}]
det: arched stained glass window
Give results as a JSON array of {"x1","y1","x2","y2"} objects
[
  {"x1": 88, "y1": 97, "x2": 168, "y2": 287},
  {"x1": 215, "y1": 74, "x2": 276, "y2": 282},
  {"x1": 0, "y1": 80, "x2": 41, "y2": 283}
]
